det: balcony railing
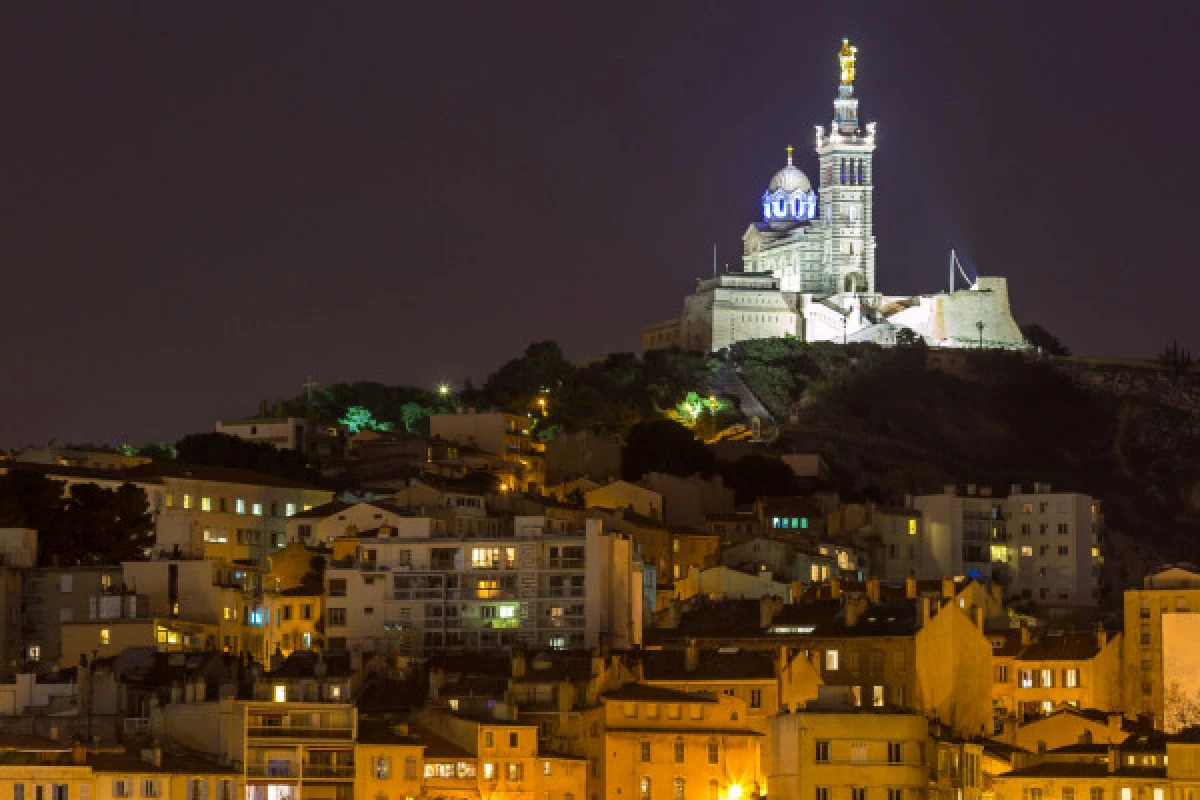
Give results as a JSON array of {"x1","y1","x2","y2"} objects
[
  {"x1": 247, "y1": 764, "x2": 299, "y2": 779},
  {"x1": 247, "y1": 726, "x2": 354, "y2": 740},
  {"x1": 544, "y1": 558, "x2": 585, "y2": 569},
  {"x1": 303, "y1": 765, "x2": 355, "y2": 780}
]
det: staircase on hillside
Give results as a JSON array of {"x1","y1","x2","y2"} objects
[{"x1": 711, "y1": 361, "x2": 777, "y2": 442}]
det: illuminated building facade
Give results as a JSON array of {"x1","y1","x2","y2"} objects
[
  {"x1": 643, "y1": 40, "x2": 1027, "y2": 353},
  {"x1": 323, "y1": 516, "x2": 642, "y2": 655},
  {"x1": 1122, "y1": 566, "x2": 1200, "y2": 731}
]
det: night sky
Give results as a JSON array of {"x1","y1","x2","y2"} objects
[{"x1": 2, "y1": 3, "x2": 1197, "y2": 447}]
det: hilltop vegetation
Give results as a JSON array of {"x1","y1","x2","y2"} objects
[{"x1": 732, "y1": 338, "x2": 1200, "y2": 592}]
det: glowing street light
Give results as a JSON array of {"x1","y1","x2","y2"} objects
[
  {"x1": 726, "y1": 785, "x2": 743, "y2": 800},
  {"x1": 437, "y1": 383, "x2": 451, "y2": 397}
]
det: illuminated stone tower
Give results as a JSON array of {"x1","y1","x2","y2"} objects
[{"x1": 816, "y1": 39, "x2": 877, "y2": 295}]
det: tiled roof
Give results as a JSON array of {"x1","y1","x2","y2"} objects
[
  {"x1": 1015, "y1": 629, "x2": 1109, "y2": 662},
  {"x1": 641, "y1": 650, "x2": 776, "y2": 682},
  {"x1": 356, "y1": 719, "x2": 424, "y2": 746},
  {"x1": 602, "y1": 684, "x2": 717, "y2": 703},
  {"x1": 123, "y1": 463, "x2": 327, "y2": 491},
  {"x1": 409, "y1": 725, "x2": 473, "y2": 759}
]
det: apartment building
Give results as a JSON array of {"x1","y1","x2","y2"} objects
[
  {"x1": 990, "y1": 626, "x2": 1123, "y2": 722},
  {"x1": 992, "y1": 731, "x2": 1181, "y2": 800},
  {"x1": 215, "y1": 417, "x2": 309, "y2": 451},
  {"x1": 163, "y1": 697, "x2": 358, "y2": 800},
  {"x1": 0, "y1": 528, "x2": 38, "y2": 676},
  {"x1": 323, "y1": 517, "x2": 642, "y2": 656},
  {"x1": 0, "y1": 462, "x2": 332, "y2": 566},
  {"x1": 23, "y1": 565, "x2": 125, "y2": 665},
  {"x1": 429, "y1": 409, "x2": 546, "y2": 490},
  {"x1": 1122, "y1": 565, "x2": 1200, "y2": 730},
  {"x1": 119, "y1": 559, "x2": 267, "y2": 656},
  {"x1": 0, "y1": 738, "x2": 238, "y2": 800},
  {"x1": 914, "y1": 483, "x2": 1098, "y2": 605},
  {"x1": 131, "y1": 465, "x2": 333, "y2": 564},
  {"x1": 768, "y1": 707, "x2": 935, "y2": 800},
  {"x1": 596, "y1": 684, "x2": 764, "y2": 800},
  {"x1": 412, "y1": 710, "x2": 587, "y2": 800}
]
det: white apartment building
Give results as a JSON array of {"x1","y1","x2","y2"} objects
[
  {"x1": 913, "y1": 483, "x2": 1099, "y2": 606},
  {"x1": 286, "y1": 491, "x2": 492, "y2": 547},
  {"x1": 215, "y1": 416, "x2": 310, "y2": 451},
  {"x1": 323, "y1": 517, "x2": 642, "y2": 656},
  {"x1": 0, "y1": 462, "x2": 332, "y2": 566}
]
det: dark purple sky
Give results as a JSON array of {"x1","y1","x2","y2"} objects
[{"x1": 2, "y1": 3, "x2": 1197, "y2": 447}]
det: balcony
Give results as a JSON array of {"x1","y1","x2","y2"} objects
[
  {"x1": 247, "y1": 764, "x2": 299, "y2": 779},
  {"x1": 303, "y1": 764, "x2": 355, "y2": 780},
  {"x1": 544, "y1": 558, "x2": 585, "y2": 569},
  {"x1": 247, "y1": 726, "x2": 354, "y2": 740}
]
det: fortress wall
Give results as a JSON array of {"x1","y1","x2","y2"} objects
[{"x1": 933, "y1": 277, "x2": 1026, "y2": 348}]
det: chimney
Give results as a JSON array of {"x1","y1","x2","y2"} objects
[
  {"x1": 845, "y1": 601, "x2": 860, "y2": 628},
  {"x1": 905, "y1": 571, "x2": 917, "y2": 599},
  {"x1": 1080, "y1": 730, "x2": 1094, "y2": 745},
  {"x1": 759, "y1": 595, "x2": 782, "y2": 628},
  {"x1": 1107, "y1": 744, "x2": 1118, "y2": 773},
  {"x1": 1037, "y1": 740, "x2": 1047, "y2": 755},
  {"x1": 1019, "y1": 621, "x2": 1031, "y2": 647},
  {"x1": 866, "y1": 577, "x2": 880, "y2": 604},
  {"x1": 941, "y1": 577, "x2": 954, "y2": 600},
  {"x1": 685, "y1": 639, "x2": 699, "y2": 673},
  {"x1": 1108, "y1": 713, "x2": 1123, "y2": 734},
  {"x1": 141, "y1": 746, "x2": 163, "y2": 768},
  {"x1": 511, "y1": 649, "x2": 527, "y2": 679},
  {"x1": 919, "y1": 596, "x2": 932, "y2": 628},
  {"x1": 1096, "y1": 623, "x2": 1107, "y2": 651},
  {"x1": 830, "y1": 575, "x2": 842, "y2": 599},
  {"x1": 71, "y1": 740, "x2": 88, "y2": 765},
  {"x1": 970, "y1": 605, "x2": 983, "y2": 629}
]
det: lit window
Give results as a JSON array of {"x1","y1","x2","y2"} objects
[
  {"x1": 182, "y1": 494, "x2": 193, "y2": 509},
  {"x1": 235, "y1": 498, "x2": 246, "y2": 514},
  {"x1": 285, "y1": 503, "x2": 296, "y2": 517},
  {"x1": 499, "y1": 605, "x2": 516, "y2": 619},
  {"x1": 27, "y1": 645, "x2": 40, "y2": 661},
  {"x1": 825, "y1": 650, "x2": 839, "y2": 671},
  {"x1": 100, "y1": 628, "x2": 110, "y2": 645},
  {"x1": 201, "y1": 497, "x2": 212, "y2": 512},
  {"x1": 1065, "y1": 669, "x2": 1080, "y2": 688},
  {"x1": 375, "y1": 758, "x2": 390, "y2": 779},
  {"x1": 273, "y1": 684, "x2": 286, "y2": 703},
  {"x1": 165, "y1": 493, "x2": 175, "y2": 508},
  {"x1": 252, "y1": 503, "x2": 263, "y2": 516},
  {"x1": 1020, "y1": 546, "x2": 1033, "y2": 557}
]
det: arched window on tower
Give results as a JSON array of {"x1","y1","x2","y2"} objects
[{"x1": 839, "y1": 159, "x2": 846, "y2": 184}]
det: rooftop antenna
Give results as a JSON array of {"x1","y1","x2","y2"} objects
[
  {"x1": 712, "y1": 243, "x2": 717, "y2": 278},
  {"x1": 948, "y1": 249, "x2": 973, "y2": 292},
  {"x1": 302, "y1": 375, "x2": 318, "y2": 404}
]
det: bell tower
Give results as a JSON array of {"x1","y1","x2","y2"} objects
[{"x1": 816, "y1": 39, "x2": 877, "y2": 296}]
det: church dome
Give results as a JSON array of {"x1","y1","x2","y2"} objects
[{"x1": 767, "y1": 164, "x2": 811, "y2": 194}]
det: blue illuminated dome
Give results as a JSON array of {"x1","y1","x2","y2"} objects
[{"x1": 762, "y1": 146, "x2": 817, "y2": 226}]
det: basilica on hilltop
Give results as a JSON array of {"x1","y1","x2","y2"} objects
[{"x1": 643, "y1": 40, "x2": 1027, "y2": 353}]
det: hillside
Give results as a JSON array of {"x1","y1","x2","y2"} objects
[{"x1": 732, "y1": 340, "x2": 1200, "y2": 599}]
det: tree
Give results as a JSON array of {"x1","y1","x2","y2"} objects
[
  {"x1": 175, "y1": 433, "x2": 317, "y2": 483},
  {"x1": 338, "y1": 406, "x2": 394, "y2": 434},
  {"x1": 717, "y1": 454, "x2": 798, "y2": 504},
  {"x1": 620, "y1": 419, "x2": 714, "y2": 481},
  {"x1": 0, "y1": 471, "x2": 154, "y2": 565},
  {"x1": 1158, "y1": 340, "x2": 1195, "y2": 376},
  {"x1": 478, "y1": 341, "x2": 576, "y2": 412},
  {"x1": 1021, "y1": 324, "x2": 1071, "y2": 356}
]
